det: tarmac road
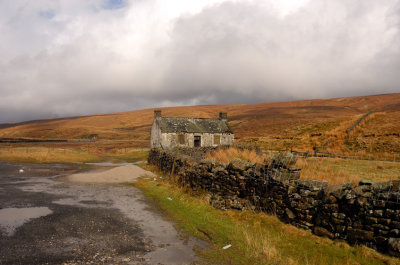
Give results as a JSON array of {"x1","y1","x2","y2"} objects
[{"x1": 0, "y1": 162, "x2": 204, "y2": 265}]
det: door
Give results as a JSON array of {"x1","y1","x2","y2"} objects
[{"x1": 194, "y1": 136, "x2": 201, "y2": 147}]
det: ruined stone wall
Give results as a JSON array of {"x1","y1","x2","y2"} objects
[{"x1": 148, "y1": 149, "x2": 400, "y2": 256}]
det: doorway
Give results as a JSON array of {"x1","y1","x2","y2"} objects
[{"x1": 194, "y1": 136, "x2": 201, "y2": 147}]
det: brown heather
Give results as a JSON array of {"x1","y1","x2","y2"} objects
[
  {"x1": 0, "y1": 93, "x2": 399, "y2": 156},
  {"x1": 205, "y1": 147, "x2": 269, "y2": 164}
]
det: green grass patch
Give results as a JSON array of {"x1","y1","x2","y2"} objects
[{"x1": 134, "y1": 177, "x2": 399, "y2": 265}]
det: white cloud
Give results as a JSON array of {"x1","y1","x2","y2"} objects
[{"x1": 0, "y1": 0, "x2": 399, "y2": 122}]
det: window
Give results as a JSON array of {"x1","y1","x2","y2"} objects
[
  {"x1": 178, "y1": 134, "x2": 185, "y2": 145},
  {"x1": 194, "y1": 136, "x2": 201, "y2": 147},
  {"x1": 214, "y1": 135, "x2": 221, "y2": 145}
]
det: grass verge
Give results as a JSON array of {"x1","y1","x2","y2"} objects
[
  {"x1": 0, "y1": 146, "x2": 149, "y2": 164},
  {"x1": 134, "y1": 173, "x2": 399, "y2": 265}
]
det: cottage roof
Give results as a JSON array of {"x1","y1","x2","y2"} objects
[{"x1": 156, "y1": 117, "x2": 233, "y2": 134}]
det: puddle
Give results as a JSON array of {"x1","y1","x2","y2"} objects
[
  {"x1": 0, "y1": 207, "x2": 53, "y2": 236},
  {"x1": 7, "y1": 176, "x2": 61, "y2": 185},
  {"x1": 85, "y1": 161, "x2": 144, "y2": 166},
  {"x1": 85, "y1": 162, "x2": 135, "y2": 166}
]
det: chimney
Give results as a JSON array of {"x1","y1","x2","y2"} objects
[
  {"x1": 219, "y1": 112, "x2": 227, "y2": 121},
  {"x1": 154, "y1": 109, "x2": 162, "y2": 119}
]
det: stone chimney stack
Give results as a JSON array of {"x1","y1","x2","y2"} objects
[
  {"x1": 154, "y1": 110, "x2": 162, "y2": 119},
  {"x1": 219, "y1": 112, "x2": 227, "y2": 121}
]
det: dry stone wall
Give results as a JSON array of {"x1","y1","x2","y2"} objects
[{"x1": 148, "y1": 149, "x2": 400, "y2": 256}]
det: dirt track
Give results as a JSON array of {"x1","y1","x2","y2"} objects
[
  {"x1": 0, "y1": 162, "x2": 204, "y2": 264},
  {"x1": 67, "y1": 164, "x2": 156, "y2": 183}
]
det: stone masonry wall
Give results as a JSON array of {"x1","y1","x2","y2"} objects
[{"x1": 148, "y1": 149, "x2": 400, "y2": 256}]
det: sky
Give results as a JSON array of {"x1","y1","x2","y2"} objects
[{"x1": 0, "y1": 0, "x2": 399, "y2": 123}]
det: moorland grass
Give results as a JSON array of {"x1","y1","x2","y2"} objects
[
  {"x1": 205, "y1": 147, "x2": 270, "y2": 163},
  {"x1": 205, "y1": 147, "x2": 400, "y2": 184},
  {"x1": 297, "y1": 156, "x2": 400, "y2": 184},
  {"x1": 1, "y1": 94, "x2": 400, "y2": 155},
  {"x1": 0, "y1": 145, "x2": 149, "y2": 164}
]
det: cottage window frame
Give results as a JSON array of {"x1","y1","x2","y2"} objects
[
  {"x1": 178, "y1": 134, "x2": 185, "y2": 145},
  {"x1": 194, "y1": 135, "x2": 201, "y2": 147},
  {"x1": 214, "y1": 135, "x2": 221, "y2": 145}
]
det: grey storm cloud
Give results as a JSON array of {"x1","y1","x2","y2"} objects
[{"x1": 0, "y1": 0, "x2": 399, "y2": 123}]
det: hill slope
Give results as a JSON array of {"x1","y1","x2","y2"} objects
[{"x1": 1, "y1": 93, "x2": 400, "y2": 153}]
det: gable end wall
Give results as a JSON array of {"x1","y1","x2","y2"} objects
[{"x1": 150, "y1": 120, "x2": 162, "y2": 148}]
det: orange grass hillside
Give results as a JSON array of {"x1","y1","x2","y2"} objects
[{"x1": 1, "y1": 93, "x2": 400, "y2": 154}]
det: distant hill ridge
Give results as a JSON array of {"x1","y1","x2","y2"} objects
[{"x1": 1, "y1": 93, "x2": 399, "y2": 153}]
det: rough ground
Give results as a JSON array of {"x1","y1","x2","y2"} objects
[{"x1": 0, "y1": 162, "x2": 204, "y2": 264}]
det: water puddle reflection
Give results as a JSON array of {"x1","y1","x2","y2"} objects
[
  {"x1": 0, "y1": 207, "x2": 52, "y2": 236},
  {"x1": 85, "y1": 162, "x2": 140, "y2": 166}
]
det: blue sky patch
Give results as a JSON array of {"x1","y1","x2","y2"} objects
[
  {"x1": 39, "y1": 10, "x2": 55, "y2": 19},
  {"x1": 104, "y1": 0, "x2": 126, "y2": 10}
]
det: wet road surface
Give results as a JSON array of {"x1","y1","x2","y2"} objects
[{"x1": 0, "y1": 162, "x2": 205, "y2": 264}]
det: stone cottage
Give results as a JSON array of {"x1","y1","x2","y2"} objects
[{"x1": 150, "y1": 110, "x2": 234, "y2": 148}]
